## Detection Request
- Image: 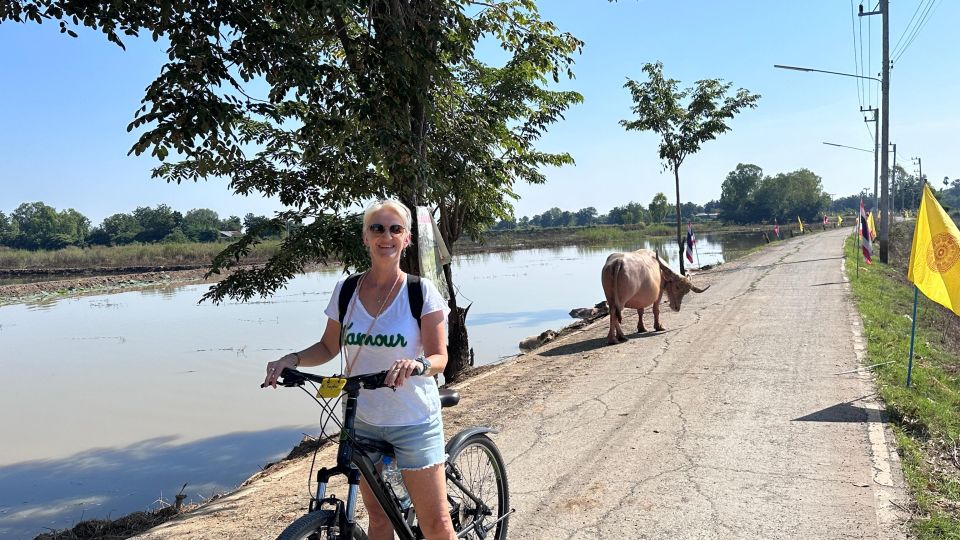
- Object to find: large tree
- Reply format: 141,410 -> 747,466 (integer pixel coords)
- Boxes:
719,163 -> 763,224
3,0 -> 582,379
648,192 -> 668,224
621,62 -> 759,273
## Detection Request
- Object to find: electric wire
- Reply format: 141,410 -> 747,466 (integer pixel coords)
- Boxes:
892,0 -> 927,56
850,0 -> 864,109
867,11 -> 872,107
893,0 -> 941,64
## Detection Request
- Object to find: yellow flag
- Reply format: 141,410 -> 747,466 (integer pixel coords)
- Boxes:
866,212 -> 878,240
838,215 -> 843,226
797,216 -> 804,233
908,185 -> 960,315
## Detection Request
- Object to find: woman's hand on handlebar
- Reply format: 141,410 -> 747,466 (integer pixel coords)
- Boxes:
264,354 -> 299,388
383,358 -> 424,388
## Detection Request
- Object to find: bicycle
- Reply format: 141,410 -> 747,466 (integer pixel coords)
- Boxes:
267,367 -> 511,540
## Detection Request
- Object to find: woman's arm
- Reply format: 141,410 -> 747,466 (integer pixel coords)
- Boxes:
263,318 -> 342,388
385,310 -> 448,387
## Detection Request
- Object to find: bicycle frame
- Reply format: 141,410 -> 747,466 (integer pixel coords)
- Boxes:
311,383 -> 420,540
276,368 -> 504,540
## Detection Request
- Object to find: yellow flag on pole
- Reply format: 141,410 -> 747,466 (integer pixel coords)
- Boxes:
838,215 -> 843,226
797,216 -> 804,233
908,185 -> 960,315
866,212 -> 878,240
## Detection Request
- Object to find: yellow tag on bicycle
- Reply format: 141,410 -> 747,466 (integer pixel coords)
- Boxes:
317,377 -> 347,399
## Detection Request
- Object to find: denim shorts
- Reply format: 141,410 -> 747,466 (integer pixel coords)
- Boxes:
353,415 -> 446,470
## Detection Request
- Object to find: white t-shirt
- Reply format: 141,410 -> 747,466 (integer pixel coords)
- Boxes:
324,274 -> 451,426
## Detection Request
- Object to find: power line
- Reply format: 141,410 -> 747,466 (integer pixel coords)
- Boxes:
893,0 -> 941,64
892,0 -> 926,54
850,0 -> 865,108
868,10 -> 873,106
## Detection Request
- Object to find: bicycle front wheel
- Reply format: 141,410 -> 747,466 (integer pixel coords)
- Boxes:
276,510 -> 368,540
446,433 -> 509,540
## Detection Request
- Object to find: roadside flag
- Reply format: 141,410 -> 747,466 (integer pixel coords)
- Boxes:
908,184 -> 960,315
823,215 -> 828,226
773,218 -> 780,239
867,211 -> 878,241
685,222 -> 696,263
797,216 -> 804,233
838,215 -> 843,227
859,199 -> 873,264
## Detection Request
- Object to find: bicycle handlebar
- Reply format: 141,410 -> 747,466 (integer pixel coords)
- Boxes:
261,366 -> 423,390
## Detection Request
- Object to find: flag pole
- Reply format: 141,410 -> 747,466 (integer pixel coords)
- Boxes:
906,285 -> 919,388
693,228 -> 702,268
857,199 -> 862,279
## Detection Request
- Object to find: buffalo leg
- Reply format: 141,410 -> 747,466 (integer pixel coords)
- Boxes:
607,304 -> 627,345
637,307 -> 647,333
652,299 -> 665,331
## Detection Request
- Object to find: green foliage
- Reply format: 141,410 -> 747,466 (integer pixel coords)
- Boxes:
0,241 -> 282,270
719,164 -> 830,223
719,163 -> 763,223
7,202 -> 90,249
133,205 -> 182,244
648,193 -> 668,224
92,212 -> 143,246
620,61 -> 759,271
181,208 -> 221,242
162,227 -> 190,244
2,0 -> 583,304
0,211 -> 16,244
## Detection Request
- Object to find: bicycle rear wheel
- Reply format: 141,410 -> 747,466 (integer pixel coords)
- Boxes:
446,433 -> 509,540
276,510 -> 368,540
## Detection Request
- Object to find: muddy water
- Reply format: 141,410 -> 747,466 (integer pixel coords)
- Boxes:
0,232 -> 762,538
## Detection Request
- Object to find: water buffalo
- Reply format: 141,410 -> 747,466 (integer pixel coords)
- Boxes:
601,249 -> 709,345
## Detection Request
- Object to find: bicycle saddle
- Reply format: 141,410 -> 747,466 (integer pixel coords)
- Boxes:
439,388 -> 460,408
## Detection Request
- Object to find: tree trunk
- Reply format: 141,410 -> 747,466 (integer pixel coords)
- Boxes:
442,262 -> 472,383
674,165 -> 684,275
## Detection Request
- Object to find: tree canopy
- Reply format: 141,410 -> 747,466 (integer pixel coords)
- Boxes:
2,0 -> 584,379
621,61 -> 759,272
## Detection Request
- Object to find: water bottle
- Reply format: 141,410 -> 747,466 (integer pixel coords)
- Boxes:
381,456 -> 411,509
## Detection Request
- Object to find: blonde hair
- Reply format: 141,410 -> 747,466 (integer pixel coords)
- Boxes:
362,199 -> 412,231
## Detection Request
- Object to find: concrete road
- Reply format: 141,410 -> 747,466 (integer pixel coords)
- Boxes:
489,227 -> 909,539
136,228 -> 909,539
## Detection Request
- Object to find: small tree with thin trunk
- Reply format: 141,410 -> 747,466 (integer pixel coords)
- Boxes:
621,62 -> 760,273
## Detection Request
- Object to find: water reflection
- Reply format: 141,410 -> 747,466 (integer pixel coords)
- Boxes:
0,232 -> 766,537
0,426 -> 315,539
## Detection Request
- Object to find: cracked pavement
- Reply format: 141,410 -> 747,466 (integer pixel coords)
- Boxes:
135,228 -> 909,540
493,228 -> 909,539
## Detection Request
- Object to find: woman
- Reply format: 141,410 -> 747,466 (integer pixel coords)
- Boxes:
263,199 -> 456,540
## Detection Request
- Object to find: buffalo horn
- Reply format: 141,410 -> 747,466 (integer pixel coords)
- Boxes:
691,283 -> 710,293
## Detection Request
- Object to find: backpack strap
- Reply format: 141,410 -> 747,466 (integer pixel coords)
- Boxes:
337,273 -> 363,325
406,274 -> 423,328
338,272 -> 423,328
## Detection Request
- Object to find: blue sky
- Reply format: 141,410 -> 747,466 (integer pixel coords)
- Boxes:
1,1 -> 957,226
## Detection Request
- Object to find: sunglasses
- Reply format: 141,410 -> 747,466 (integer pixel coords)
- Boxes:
368,223 -> 406,236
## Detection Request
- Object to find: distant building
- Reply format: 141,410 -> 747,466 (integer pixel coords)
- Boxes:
694,213 -> 719,221
219,230 -> 243,239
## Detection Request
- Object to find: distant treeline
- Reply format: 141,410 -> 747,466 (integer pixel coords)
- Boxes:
494,163 -> 960,230
0,202 -> 284,251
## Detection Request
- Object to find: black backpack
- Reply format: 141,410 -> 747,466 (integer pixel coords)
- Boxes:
337,273 -> 424,328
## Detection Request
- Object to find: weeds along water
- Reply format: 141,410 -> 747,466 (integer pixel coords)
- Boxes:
0,241 -> 282,270
843,223 -> 960,539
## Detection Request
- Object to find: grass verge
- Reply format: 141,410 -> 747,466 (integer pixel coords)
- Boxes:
0,241 -> 281,271
843,223 -> 960,539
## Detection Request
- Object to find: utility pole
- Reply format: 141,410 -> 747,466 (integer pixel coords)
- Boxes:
913,156 -> 923,211
862,106 -> 879,213
890,143 -> 897,214
860,0 -> 890,262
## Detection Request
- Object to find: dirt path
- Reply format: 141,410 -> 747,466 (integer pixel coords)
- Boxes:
134,229 -> 909,539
